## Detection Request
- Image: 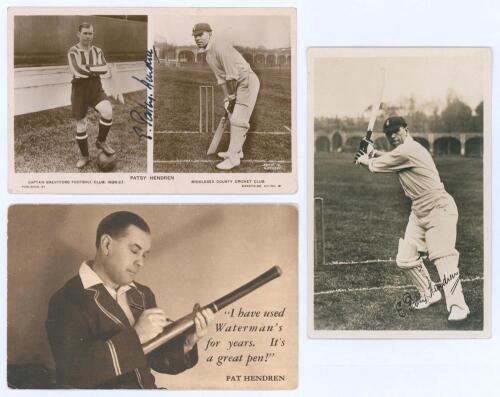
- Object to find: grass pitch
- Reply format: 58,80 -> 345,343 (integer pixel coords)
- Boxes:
154,132 -> 291,173
14,91 -> 147,173
153,64 -> 292,173
314,152 -> 484,331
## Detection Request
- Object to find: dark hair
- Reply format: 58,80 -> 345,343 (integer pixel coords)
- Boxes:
79,22 -> 93,32
96,211 -> 150,248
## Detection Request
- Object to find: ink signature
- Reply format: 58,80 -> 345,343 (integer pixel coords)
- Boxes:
129,48 -> 155,140
394,271 -> 459,318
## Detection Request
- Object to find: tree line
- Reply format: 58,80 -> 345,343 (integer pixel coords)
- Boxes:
315,95 -> 483,134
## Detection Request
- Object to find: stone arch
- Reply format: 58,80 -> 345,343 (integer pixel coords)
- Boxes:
277,55 -> 287,65
266,54 -> 276,65
414,137 -> 430,151
178,50 -> 195,63
243,53 -> 253,64
433,137 -> 461,155
374,137 -> 390,152
345,136 -> 361,152
254,54 -> 265,65
315,136 -> 330,152
465,137 -> 483,157
332,132 -> 343,151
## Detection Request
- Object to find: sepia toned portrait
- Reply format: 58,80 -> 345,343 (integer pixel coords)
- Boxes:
152,9 -> 295,175
9,8 -> 296,193
11,14 -> 149,174
7,204 -> 297,389
309,48 -> 491,338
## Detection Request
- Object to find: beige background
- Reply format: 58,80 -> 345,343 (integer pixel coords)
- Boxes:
8,204 -> 297,389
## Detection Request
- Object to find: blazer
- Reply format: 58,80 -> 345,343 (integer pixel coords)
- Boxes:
46,275 -> 198,388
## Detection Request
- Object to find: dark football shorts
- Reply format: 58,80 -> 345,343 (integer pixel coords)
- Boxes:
71,77 -> 107,120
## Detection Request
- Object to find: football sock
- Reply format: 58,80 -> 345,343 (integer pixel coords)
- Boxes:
76,131 -> 89,157
97,117 -> 112,143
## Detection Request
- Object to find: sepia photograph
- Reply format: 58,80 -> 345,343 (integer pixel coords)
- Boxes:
7,204 -> 297,389
152,9 -> 295,174
8,9 -> 297,194
309,48 -> 490,337
11,14 -> 149,174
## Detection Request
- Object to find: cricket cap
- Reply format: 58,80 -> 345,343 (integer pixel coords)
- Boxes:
192,22 -> 212,35
383,116 -> 407,134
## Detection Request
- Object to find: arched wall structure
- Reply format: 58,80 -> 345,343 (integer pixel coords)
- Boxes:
465,137 -> 483,157
314,130 -> 484,156
178,50 -> 195,63
171,45 -> 292,66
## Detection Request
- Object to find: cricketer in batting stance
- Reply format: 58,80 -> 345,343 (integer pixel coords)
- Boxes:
355,116 -> 470,321
193,22 -> 260,170
68,22 -> 115,169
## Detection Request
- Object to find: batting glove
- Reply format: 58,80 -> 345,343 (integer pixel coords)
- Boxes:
359,137 -> 374,155
355,152 -> 370,166
224,95 -> 236,114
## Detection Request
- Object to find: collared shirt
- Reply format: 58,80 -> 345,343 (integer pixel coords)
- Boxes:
79,261 -> 136,325
200,34 -> 251,85
368,135 -> 448,215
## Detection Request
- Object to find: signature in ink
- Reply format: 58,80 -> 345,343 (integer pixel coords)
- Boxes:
395,292 -> 416,318
129,48 -> 155,140
394,271 -> 460,318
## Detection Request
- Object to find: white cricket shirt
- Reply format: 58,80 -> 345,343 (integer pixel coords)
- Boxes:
368,135 -> 452,216
200,34 -> 251,85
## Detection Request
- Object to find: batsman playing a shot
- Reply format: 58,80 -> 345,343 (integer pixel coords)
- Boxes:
193,22 -> 260,170
355,116 -> 470,321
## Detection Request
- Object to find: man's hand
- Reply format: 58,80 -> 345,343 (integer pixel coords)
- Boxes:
183,304 -> 215,353
134,308 -> 170,344
355,152 -> 370,167
224,94 -> 236,114
354,137 -> 374,163
85,64 -> 98,78
359,137 -> 374,156
365,141 -> 374,157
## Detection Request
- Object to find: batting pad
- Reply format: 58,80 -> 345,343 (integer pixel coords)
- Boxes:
435,255 -> 468,311
403,265 -> 435,297
396,238 -> 420,267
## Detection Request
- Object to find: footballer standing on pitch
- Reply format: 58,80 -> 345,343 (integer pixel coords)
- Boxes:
355,116 -> 470,321
68,22 -> 115,169
193,22 -> 260,170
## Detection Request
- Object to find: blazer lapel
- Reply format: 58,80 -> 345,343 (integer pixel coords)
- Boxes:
127,287 -> 146,323
87,284 -> 130,327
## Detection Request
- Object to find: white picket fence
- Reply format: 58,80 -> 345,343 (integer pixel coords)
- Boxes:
14,61 -> 146,115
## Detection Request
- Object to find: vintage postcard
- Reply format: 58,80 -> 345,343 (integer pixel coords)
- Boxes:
308,48 -> 491,338
8,8 -> 296,194
7,204 -> 297,389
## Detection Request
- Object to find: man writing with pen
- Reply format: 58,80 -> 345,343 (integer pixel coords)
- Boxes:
46,211 -> 214,389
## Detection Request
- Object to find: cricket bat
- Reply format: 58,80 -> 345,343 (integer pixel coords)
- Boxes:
366,67 -> 386,139
207,115 -> 228,155
355,68 -> 385,162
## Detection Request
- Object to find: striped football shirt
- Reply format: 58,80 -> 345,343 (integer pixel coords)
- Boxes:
68,44 -> 109,79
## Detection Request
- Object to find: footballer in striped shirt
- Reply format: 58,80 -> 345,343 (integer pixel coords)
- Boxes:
68,22 -> 115,169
